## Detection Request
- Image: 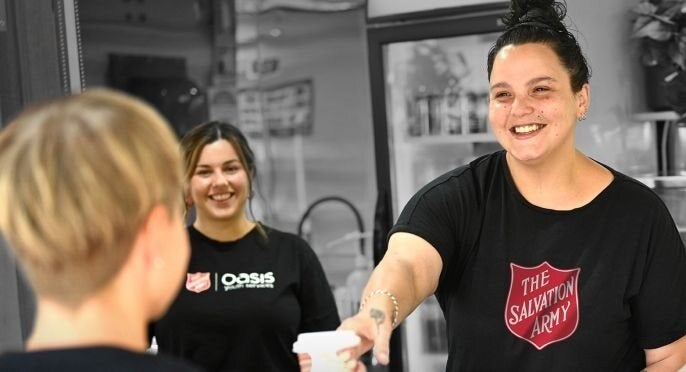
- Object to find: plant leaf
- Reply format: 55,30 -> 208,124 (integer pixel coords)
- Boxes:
633,19 -> 673,40
631,1 -> 657,16
662,1 -> 684,19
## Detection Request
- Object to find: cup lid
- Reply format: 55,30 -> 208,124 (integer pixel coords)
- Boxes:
292,330 -> 360,353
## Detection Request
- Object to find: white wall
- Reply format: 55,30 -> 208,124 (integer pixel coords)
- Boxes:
245,10 -> 376,286
567,0 -> 655,175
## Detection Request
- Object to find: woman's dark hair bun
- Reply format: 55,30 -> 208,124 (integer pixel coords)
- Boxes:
487,0 -> 589,92
502,0 -> 567,31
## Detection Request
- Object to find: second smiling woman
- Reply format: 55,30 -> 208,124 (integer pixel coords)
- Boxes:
153,121 -> 340,372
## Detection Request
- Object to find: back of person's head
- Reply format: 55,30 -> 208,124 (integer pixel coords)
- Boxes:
180,120 -> 257,198
0,88 -> 184,308
487,0 -> 590,92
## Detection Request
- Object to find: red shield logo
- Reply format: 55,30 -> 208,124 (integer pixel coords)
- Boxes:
186,272 -> 211,293
504,261 -> 580,350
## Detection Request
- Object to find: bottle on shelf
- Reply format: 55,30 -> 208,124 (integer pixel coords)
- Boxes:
428,94 -> 444,135
476,92 -> 490,133
409,88 -> 491,138
412,94 -> 431,137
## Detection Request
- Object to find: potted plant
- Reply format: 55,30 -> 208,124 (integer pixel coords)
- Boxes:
632,0 -> 686,114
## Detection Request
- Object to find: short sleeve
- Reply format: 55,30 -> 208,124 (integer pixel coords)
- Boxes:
632,204 -> 686,349
389,169 -> 480,293
296,237 -> 341,332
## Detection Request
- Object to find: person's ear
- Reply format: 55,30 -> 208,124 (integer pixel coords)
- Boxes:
137,204 -> 170,270
576,83 -> 590,120
132,204 -> 178,319
184,188 -> 193,208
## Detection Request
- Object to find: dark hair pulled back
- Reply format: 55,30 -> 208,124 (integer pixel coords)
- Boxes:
487,0 -> 590,92
180,120 -> 256,184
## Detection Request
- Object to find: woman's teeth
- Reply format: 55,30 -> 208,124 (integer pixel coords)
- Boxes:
513,124 -> 544,134
210,193 -> 230,201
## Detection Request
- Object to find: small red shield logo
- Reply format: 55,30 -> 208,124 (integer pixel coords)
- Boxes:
186,272 -> 211,293
505,261 -> 580,350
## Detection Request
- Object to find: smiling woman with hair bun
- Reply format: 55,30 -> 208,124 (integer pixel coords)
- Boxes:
311,0 -> 686,371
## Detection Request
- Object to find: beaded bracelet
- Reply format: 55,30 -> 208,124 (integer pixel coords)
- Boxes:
359,289 -> 399,328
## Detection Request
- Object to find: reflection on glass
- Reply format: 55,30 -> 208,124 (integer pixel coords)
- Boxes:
383,30 -> 503,372
385,33 -> 498,140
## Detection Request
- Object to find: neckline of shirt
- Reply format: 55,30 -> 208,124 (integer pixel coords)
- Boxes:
188,224 -> 259,247
499,150 -> 619,215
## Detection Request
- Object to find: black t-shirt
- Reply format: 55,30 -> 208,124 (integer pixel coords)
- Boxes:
391,150 -> 686,371
0,346 -> 202,371
153,225 -> 340,372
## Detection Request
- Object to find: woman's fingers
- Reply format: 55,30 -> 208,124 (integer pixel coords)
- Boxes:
372,321 -> 392,365
298,348 -> 366,372
353,360 -> 368,372
297,352 -> 311,372
338,318 -> 374,359
337,313 -> 393,366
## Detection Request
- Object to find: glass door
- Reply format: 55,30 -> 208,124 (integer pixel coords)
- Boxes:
367,8 -> 507,370
384,31 -> 501,372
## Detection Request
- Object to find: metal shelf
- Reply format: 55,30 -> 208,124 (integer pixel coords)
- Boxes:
635,175 -> 686,188
633,111 -> 679,122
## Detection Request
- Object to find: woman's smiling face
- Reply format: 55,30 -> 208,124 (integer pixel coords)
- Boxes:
488,42 -> 589,164
189,139 -> 250,225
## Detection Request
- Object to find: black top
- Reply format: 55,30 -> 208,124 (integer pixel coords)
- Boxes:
153,225 -> 340,372
391,150 -> 686,371
0,346 -> 202,371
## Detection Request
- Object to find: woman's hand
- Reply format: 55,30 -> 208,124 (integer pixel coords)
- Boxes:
296,310 -> 390,372
297,232 -> 442,372
337,309 -> 394,368
297,348 -> 367,372
298,350 -> 367,372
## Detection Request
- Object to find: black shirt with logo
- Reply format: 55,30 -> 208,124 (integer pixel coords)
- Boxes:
391,150 -> 686,371
153,225 -> 340,372
0,346 -> 202,371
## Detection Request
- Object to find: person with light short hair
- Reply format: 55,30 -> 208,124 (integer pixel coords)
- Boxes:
0,89 -> 202,372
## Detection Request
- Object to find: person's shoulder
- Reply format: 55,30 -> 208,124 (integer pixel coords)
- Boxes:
597,166 -> 677,222
607,168 -> 664,204
0,347 -> 202,372
142,352 -> 203,372
260,224 -> 320,257
259,224 -> 308,246
0,351 -> 25,369
418,150 -> 503,196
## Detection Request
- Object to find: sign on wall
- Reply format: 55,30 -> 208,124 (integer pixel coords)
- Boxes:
238,79 -> 314,137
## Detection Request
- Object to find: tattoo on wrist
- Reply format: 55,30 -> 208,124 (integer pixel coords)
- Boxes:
370,308 -> 385,332
359,289 -> 399,327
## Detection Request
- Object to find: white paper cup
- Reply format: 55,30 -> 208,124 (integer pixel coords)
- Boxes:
292,330 -> 361,372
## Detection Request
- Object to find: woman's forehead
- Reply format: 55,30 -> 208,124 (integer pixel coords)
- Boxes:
490,43 -> 568,84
